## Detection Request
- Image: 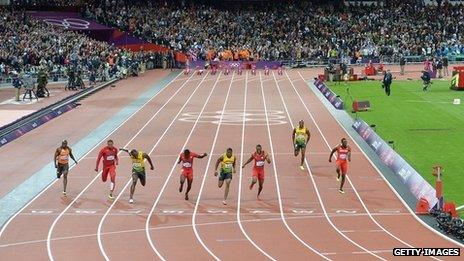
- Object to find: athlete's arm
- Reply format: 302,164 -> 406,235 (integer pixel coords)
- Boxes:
69,148 -> 78,164
328,146 -> 338,162
95,149 -> 103,171
265,152 -> 271,164
233,156 -> 236,173
195,153 -> 208,159
114,148 -> 119,165
54,148 -> 60,168
143,153 -> 154,170
292,128 -> 296,143
177,155 -> 182,164
306,129 -> 311,144
214,156 -> 223,176
348,146 -> 351,162
119,148 -> 129,154
242,154 -> 254,168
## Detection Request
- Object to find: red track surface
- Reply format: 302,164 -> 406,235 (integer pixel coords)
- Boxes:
0,69 -> 462,260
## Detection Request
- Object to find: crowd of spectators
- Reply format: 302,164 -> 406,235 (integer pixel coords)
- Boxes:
83,0 -> 464,62
0,7 -> 173,84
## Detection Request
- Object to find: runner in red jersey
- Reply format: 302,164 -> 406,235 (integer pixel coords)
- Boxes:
242,145 -> 271,199
329,138 -> 351,194
177,149 -> 207,200
95,140 -> 119,199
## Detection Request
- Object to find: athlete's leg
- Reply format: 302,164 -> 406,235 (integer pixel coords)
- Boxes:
223,178 -> 232,204
258,179 -> 264,197
109,166 -> 116,197
218,173 -> 224,188
102,167 -> 109,182
294,144 -> 299,157
300,146 -> 306,168
62,165 -> 69,195
336,166 -> 341,181
130,173 -> 138,201
185,178 -> 193,200
179,174 -> 186,193
340,175 -> 346,191
249,176 -> 257,190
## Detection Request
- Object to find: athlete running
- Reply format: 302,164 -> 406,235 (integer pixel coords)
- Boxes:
54,140 -> 77,196
120,148 -> 154,203
242,144 -> 271,199
292,120 -> 311,170
214,148 -> 236,205
177,149 -> 207,200
95,140 -> 119,199
329,138 -> 351,194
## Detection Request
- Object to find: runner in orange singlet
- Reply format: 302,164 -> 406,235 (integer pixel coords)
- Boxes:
242,144 -> 271,199
329,138 -> 351,194
54,140 -> 77,196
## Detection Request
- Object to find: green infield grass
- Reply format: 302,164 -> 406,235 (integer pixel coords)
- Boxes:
326,79 -> 464,214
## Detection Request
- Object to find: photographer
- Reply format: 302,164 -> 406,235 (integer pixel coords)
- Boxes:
36,67 -> 50,98
421,70 -> 431,92
12,71 -> 23,102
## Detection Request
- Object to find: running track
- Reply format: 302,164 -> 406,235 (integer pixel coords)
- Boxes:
0,69 -> 462,260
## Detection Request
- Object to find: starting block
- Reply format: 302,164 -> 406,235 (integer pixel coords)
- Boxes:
237,68 -> 243,75
264,67 -> 270,75
224,68 -> 230,75
183,68 -> 190,75
277,67 -> 283,75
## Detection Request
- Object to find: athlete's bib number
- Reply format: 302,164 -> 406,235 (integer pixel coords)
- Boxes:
59,155 -> 69,161
182,162 -> 192,168
106,155 -> 115,161
339,154 -> 347,160
133,162 -> 142,168
256,161 -> 265,167
223,163 -> 233,172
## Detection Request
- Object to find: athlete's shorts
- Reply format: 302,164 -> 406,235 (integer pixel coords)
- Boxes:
181,168 -> 193,181
56,163 -> 69,179
252,168 -> 265,182
336,160 -> 348,175
132,169 -> 146,186
294,140 -> 306,150
219,171 -> 232,181
102,165 -> 116,183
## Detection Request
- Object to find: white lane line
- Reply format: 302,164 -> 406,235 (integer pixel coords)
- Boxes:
273,71 -> 385,260
290,71 -> 443,261
97,72 -> 211,260
191,72 -> 237,260
145,72 -> 225,261
45,73 -> 195,261
262,72 -> 330,260
0,73 -> 185,241
457,205 -> 464,211
237,71 -> 276,260
298,70 -> 464,249
0,213 -> 413,249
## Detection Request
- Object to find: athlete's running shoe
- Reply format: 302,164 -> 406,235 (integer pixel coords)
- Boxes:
299,165 -> 305,171
338,189 -> 345,194
129,198 -> 134,204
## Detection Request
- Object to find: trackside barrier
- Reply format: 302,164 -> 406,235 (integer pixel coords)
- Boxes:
0,78 -> 118,148
313,79 -> 344,110
352,118 -> 438,211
